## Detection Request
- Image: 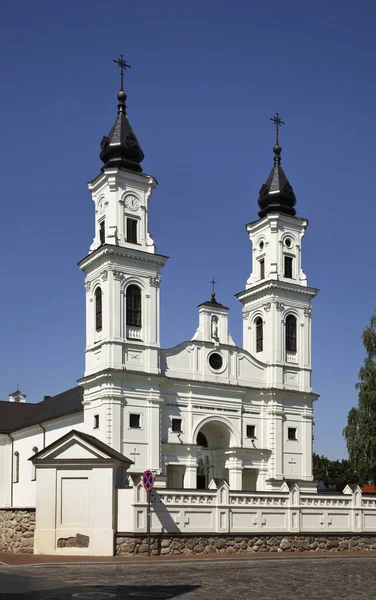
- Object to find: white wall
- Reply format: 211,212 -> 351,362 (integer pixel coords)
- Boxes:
7,412 -> 84,509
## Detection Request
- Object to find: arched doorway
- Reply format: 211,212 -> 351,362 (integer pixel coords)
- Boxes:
195,420 -> 232,489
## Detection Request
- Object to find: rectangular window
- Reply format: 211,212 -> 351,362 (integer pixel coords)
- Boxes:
260,259 -> 265,280
94,415 -> 99,429
172,418 -> 182,433
284,256 -> 293,279
288,427 -> 297,441
99,220 -> 105,245
246,425 -> 256,438
127,218 -> 138,244
129,413 -> 140,429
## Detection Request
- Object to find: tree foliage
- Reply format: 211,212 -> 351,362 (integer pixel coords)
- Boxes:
343,312 -> 376,484
312,453 -> 360,487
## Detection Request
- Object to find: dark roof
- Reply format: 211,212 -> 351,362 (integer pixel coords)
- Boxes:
198,294 -> 229,310
100,89 -> 144,173
0,386 -> 83,434
31,429 -> 133,465
258,143 -> 297,219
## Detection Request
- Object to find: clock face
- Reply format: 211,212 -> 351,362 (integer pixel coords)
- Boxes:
125,195 -> 140,211
97,198 -> 105,214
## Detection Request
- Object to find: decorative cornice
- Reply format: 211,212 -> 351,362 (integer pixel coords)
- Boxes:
78,244 -> 168,272
263,302 -> 271,312
304,307 -> 312,318
149,276 -> 161,287
113,270 -> 125,282
242,310 -> 250,320
236,280 -> 318,302
275,302 -> 285,312
84,281 -> 91,292
101,271 -> 108,282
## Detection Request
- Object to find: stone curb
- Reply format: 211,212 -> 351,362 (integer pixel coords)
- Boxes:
2,550 -> 376,567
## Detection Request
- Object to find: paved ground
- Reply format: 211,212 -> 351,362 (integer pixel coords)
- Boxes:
1,555 -> 376,599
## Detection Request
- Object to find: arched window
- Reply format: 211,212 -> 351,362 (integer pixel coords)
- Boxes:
286,315 -> 297,352
31,447 -> 38,481
126,285 -> 141,327
255,317 -> 263,352
95,287 -> 102,331
13,451 -> 19,483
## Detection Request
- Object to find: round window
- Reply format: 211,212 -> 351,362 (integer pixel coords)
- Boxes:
209,353 -> 223,370
259,241 -> 264,250
285,238 -> 292,248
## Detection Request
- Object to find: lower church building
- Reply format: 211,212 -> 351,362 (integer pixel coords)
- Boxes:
1,63 -> 341,556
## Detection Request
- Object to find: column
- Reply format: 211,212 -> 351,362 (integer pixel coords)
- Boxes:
227,458 -> 243,490
183,456 -> 197,489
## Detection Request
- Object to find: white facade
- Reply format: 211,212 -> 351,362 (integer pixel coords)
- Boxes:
0,81 -> 329,555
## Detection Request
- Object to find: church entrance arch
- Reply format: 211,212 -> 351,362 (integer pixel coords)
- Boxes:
195,419 -> 232,489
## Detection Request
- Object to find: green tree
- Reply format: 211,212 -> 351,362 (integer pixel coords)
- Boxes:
312,453 -> 360,487
343,312 -> 376,484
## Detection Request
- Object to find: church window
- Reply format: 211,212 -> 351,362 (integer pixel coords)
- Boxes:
172,418 -> 182,433
288,427 -> 297,441
126,285 -> 142,328
260,259 -> 265,280
13,451 -> 19,483
94,415 -> 99,429
99,220 -> 105,245
95,287 -> 102,331
31,447 -> 38,481
284,256 -> 293,279
246,425 -> 256,438
127,218 -> 138,244
286,315 -> 297,352
285,238 -> 292,248
256,317 -> 263,352
208,352 -> 223,370
129,414 -> 140,428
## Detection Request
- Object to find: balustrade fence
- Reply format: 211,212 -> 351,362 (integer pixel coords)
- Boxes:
117,482 -> 376,534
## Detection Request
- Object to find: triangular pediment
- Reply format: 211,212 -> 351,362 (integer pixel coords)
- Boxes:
30,429 -> 132,465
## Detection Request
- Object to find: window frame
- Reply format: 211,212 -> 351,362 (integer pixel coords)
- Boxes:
171,418 -> 182,433
284,255 -> 293,279
288,427 -> 297,441
94,415 -> 100,429
126,284 -> 142,328
95,287 -> 103,332
126,217 -> 138,244
246,424 -> 256,439
255,317 -> 263,352
259,258 -> 265,280
129,413 -> 141,429
13,451 -> 19,484
99,219 -> 105,245
286,314 -> 297,353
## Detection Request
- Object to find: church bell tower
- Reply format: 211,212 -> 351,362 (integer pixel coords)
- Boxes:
78,57 -> 167,456
237,115 -> 318,392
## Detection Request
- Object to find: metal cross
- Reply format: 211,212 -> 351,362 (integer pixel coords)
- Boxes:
130,447 -> 140,465
113,54 -> 131,91
270,112 -> 285,145
210,278 -> 217,297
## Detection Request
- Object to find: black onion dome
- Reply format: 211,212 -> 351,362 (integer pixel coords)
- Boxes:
258,144 -> 296,218
100,90 -> 144,173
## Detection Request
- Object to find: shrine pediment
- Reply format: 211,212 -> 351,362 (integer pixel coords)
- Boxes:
161,341 -> 266,386
30,429 -> 133,466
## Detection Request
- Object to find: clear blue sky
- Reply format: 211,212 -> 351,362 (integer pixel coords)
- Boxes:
0,0 -> 375,460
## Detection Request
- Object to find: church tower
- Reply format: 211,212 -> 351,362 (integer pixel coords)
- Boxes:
237,115 -> 318,393
78,57 -> 167,458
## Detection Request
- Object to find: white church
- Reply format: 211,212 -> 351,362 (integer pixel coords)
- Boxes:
3,60 -> 367,557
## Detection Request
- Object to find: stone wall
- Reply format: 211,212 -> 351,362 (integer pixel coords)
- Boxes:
116,534 -> 376,556
0,509 -> 35,554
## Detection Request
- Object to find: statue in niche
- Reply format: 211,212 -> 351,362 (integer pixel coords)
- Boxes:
211,315 -> 219,339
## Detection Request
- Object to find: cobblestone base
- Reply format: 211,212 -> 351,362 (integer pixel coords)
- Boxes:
0,509 -> 35,554
116,534 -> 376,556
